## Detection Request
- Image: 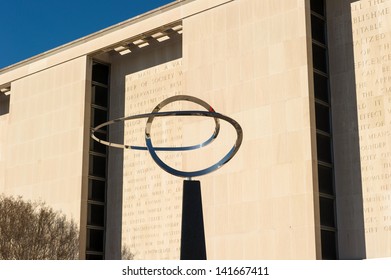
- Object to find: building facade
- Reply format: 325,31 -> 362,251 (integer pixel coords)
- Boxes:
1,0 -> 391,259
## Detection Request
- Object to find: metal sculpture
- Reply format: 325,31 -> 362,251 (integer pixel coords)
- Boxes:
92,95 -> 243,179
91,95 -> 243,259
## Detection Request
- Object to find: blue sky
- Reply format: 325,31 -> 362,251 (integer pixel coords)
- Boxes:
0,0 -> 175,69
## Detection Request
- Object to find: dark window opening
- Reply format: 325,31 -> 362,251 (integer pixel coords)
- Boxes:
92,85 -> 109,108
90,131 -> 107,154
312,44 -> 328,73
0,94 -> 10,116
315,103 -> 331,133
91,108 -> 108,129
318,165 -> 334,195
316,133 -> 332,164
314,73 -> 329,103
89,155 -> 107,178
92,63 -> 110,85
87,229 -> 104,252
88,180 -> 106,202
88,204 -> 105,227
320,197 -> 336,227
310,0 -> 325,16
311,15 -> 326,44
321,230 -> 337,259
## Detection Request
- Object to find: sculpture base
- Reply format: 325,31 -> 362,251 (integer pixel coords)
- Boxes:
180,180 -> 207,260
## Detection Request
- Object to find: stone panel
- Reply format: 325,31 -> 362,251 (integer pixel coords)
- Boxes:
183,0 -> 317,259
0,57 -> 87,223
122,59 -> 184,260
351,0 -> 391,258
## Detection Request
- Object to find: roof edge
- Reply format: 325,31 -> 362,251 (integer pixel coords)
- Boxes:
0,0 -> 190,74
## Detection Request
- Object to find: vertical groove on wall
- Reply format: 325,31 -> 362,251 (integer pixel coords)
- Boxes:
85,61 -> 111,259
309,0 -> 339,259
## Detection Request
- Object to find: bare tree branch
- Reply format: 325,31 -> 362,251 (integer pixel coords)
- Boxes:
121,245 -> 135,260
0,195 -> 79,260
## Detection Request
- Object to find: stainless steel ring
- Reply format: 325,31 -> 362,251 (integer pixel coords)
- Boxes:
91,95 -> 243,178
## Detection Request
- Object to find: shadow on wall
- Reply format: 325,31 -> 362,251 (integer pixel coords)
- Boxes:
327,0 -> 366,259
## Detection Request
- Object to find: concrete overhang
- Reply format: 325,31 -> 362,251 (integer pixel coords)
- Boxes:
0,0 -> 232,85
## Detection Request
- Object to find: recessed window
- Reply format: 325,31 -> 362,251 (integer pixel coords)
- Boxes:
90,131 -> 107,154
320,197 -> 336,227
88,180 -> 106,202
92,63 -> 110,85
312,44 -> 328,73
0,94 -> 10,116
88,204 -> 105,227
316,133 -> 332,163
89,155 -> 107,178
311,15 -> 326,44
87,229 -> 104,252
315,103 -> 331,133
91,108 -> 108,129
92,85 -> 108,108
310,0 -> 325,16
318,165 -> 334,195
321,230 -> 337,259
313,73 -> 329,103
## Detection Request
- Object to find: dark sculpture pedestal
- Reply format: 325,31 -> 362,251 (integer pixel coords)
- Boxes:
180,180 -> 207,260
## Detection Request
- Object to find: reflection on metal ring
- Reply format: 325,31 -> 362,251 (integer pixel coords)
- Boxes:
91,95 -> 243,178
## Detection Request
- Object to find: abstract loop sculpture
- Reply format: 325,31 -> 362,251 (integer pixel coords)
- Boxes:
91,95 -> 243,178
